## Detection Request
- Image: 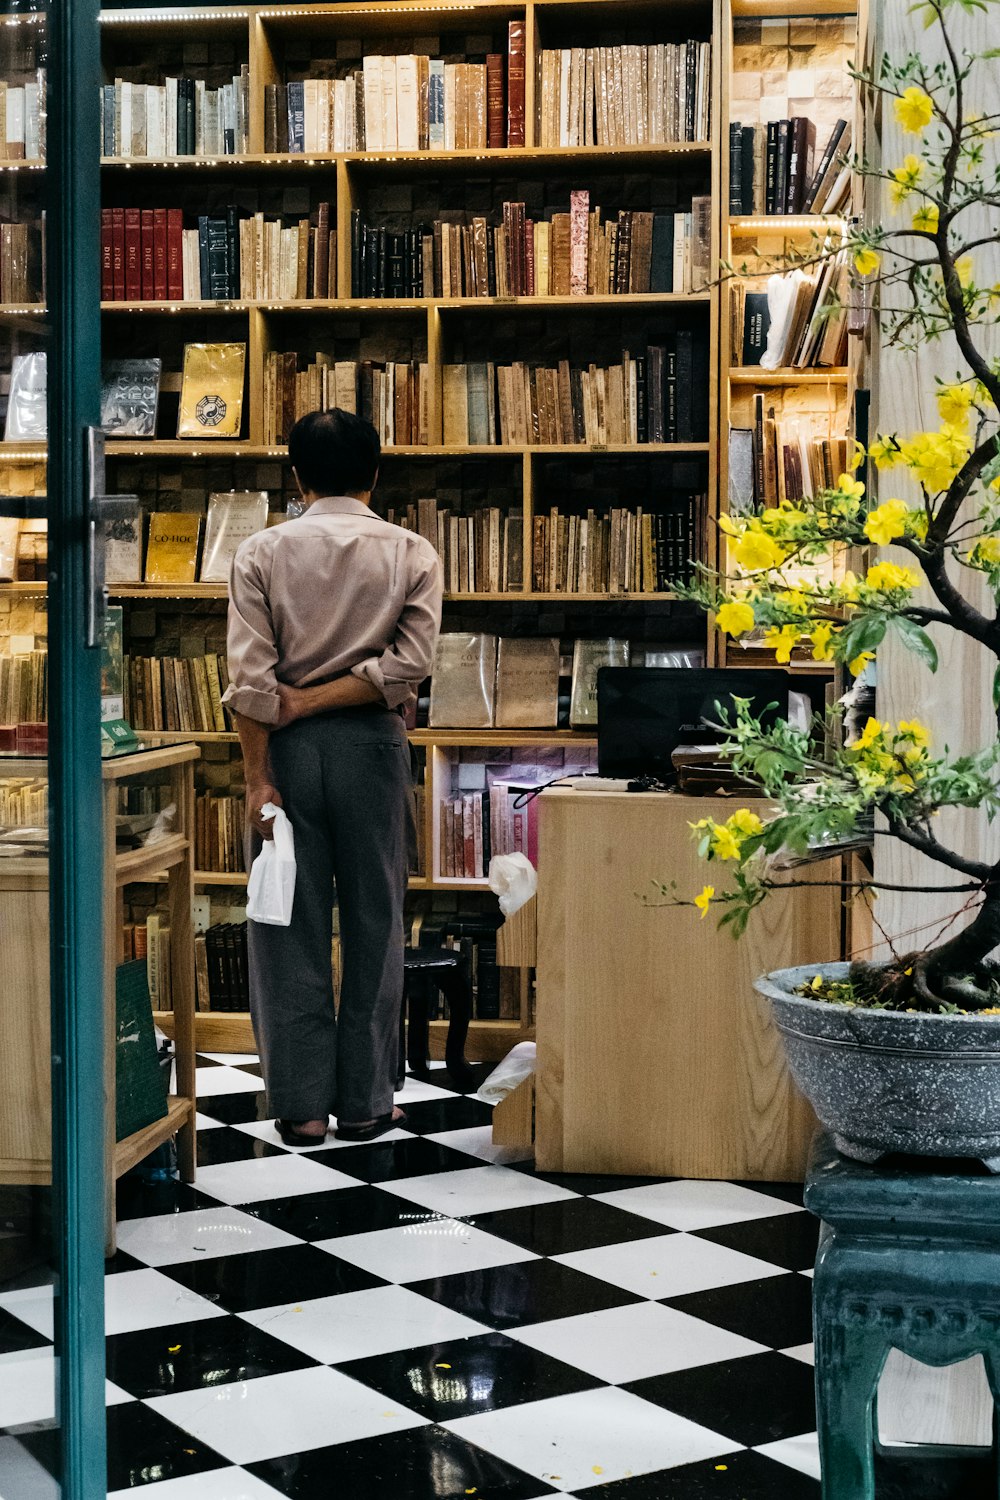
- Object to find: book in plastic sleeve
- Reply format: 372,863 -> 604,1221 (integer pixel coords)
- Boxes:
495,636 -> 560,728
177,342 -> 246,439
428,633 -> 498,728
569,638 -> 630,726
4,351 -> 46,440
200,490 -> 269,582
101,358 -> 161,438
145,510 -> 201,585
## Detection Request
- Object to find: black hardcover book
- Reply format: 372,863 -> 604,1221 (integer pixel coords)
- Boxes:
650,214 -> 674,293
774,119 -> 791,216
388,232 -> 405,296
206,217 -> 230,301
741,125 -> 755,214
786,117 -> 815,213
409,229 -> 422,298
690,328 -> 709,441
729,121 -> 744,213
741,290 -> 771,365
675,329 -> 694,443
475,938 -> 501,1019
350,209 -> 362,298
646,344 -> 664,443
184,79 -> 195,156
664,348 -> 678,442
225,206 -> 240,299
376,228 -> 388,298
685,40 -> 697,141
635,354 -> 647,445
481,789 -> 492,875
486,225 -> 497,296
765,120 -> 779,214
364,228 -> 378,297
276,82 -> 289,153
197,214 -> 210,299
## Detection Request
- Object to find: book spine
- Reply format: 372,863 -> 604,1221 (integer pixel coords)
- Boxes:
507,20 -> 526,146
486,52 -> 505,147
100,208 -> 113,301
729,121 -> 743,213
140,208 -> 155,300
774,119 -> 791,216
765,121 -> 779,215
166,208 -> 184,300
124,206 -> 141,300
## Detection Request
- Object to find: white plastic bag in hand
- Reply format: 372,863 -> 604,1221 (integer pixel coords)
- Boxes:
246,803 -> 297,926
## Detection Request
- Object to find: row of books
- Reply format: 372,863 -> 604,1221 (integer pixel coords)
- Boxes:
409,912 -> 518,1020
0,516 -> 45,581
529,502 -> 704,595
535,43 -> 711,147
146,912 -> 173,1010
0,220 -> 43,305
349,196 -> 711,300
195,924 -> 248,1012
733,254 -> 849,370
195,793 -> 246,875
729,401 -> 850,510
442,342 -> 705,447
729,118 -> 851,217
0,650 -> 46,728
267,28 -> 526,154
428,634 -> 630,729
106,494 -> 269,585
123,652 -> 233,735
264,353 -> 429,447
100,72 -> 251,159
0,76 -> 44,160
0,776 -> 46,828
100,205 -> 336,304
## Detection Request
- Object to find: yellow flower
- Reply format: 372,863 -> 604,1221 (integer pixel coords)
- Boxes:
849,440 -> 866,472
973,535 -> 1000,565
837,473 -> 866,500
718,514 -> 739,536
776,588 -> 809,615
864,498 -> 910,546
694,884 -> 715,918
856,716 -> 884,750
764,624 -> 800,664
839,570 -> 860,602
711,825 -> 743,861
853,246 -> 880,277
728,809 -> 764,839
734,530 -> 787,571
936,382 -> 975,425
890,153 -> 924,203
894,86 -> 934,135
866,560 -> 919,592
849,650 -> 875,677
912,203 -> 939,234
716,599 -> 756,637
897,719 -> 930,751
810,622 -> 835,661
868,435 -> 899,470
955,256 -> 975,287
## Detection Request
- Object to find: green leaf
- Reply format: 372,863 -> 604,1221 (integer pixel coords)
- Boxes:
839,612 -> 888,661
893,615 -> 939,671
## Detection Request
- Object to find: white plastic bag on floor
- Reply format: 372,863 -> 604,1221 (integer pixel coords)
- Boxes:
246,804 -> 296,926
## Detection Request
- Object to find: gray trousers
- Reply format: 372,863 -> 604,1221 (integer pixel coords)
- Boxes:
247,706 -> 412,1123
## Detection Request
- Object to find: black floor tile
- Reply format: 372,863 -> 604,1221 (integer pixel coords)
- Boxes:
311,1137 -> 487,1184
195,1092 -> 271,1127
104,1249 -> 146,1276
662,1272 -> 814,1350
408,1256 -> 642,1328
248,1423 -> 558,1500
106,1313 -> 319,1398
0,1306 -> 49,1355
399,1097 -> 495,1135
115,1178 -> 220,1221
162,1242 -> 386,1312
627,1351 -> 815,1447
236,1061 -> 265,1076
470,1198 -> 669,1256
241,1184 -> 448,1242
692,1211 -> 820,1272
196,1127 -> 284,1167
874,1446 -> 996,1498
585,1449 -> 819,1498
337,1330 -> 603,1420
510,1163 -> 675,1195
19,1401 -> 229,1490
195,1055 -> 225,1068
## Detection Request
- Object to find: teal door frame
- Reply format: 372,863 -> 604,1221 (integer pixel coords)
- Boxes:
46,2 -> 107,1495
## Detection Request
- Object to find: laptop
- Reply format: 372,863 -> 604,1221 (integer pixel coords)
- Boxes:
596,667 -> 827,780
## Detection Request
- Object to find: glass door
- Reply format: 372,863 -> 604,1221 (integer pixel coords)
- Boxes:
0,2 -> 108,1497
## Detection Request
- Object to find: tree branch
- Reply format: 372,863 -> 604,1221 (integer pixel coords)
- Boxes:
880,820 -> 993,881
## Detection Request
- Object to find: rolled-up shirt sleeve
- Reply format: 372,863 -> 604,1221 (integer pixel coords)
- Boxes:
222,541 -> 281,725
351,542 -> 443,710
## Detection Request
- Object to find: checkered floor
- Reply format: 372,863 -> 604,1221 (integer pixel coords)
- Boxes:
0,1056 -> 993,1499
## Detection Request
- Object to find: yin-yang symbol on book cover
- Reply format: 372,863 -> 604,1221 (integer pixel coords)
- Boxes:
196,394 -> 228,428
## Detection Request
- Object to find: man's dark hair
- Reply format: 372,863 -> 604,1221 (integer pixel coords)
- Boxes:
288,408 -> 381,496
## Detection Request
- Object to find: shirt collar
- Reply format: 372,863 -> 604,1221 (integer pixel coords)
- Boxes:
306,495 -> 375,518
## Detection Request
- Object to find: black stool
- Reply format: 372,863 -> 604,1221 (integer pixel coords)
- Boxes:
397,947 -> 492,1095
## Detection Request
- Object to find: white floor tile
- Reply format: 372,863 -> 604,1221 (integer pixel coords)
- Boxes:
783,1342 -> 815,1365
395,1076 -> 460,1103
592,1180 -> 802,1232
241,1283 -> 489,1364
108,1468 -> 285,1500
106,1268 -> 228,1334
425,1126 -> 534,1165
0,1434 -> 59,1500
146,1365 -> 427,1465
508,1302 -> 767,1384
553,1232 -> 786,1300
194,1153 -> 358,1205
0,1289 -> 51,1337
316,1217 -> 538,1283
379,1165 -> 578,1217
0,1349 -> 132,1427
445,1386 -> 741,1492
195,1066 -> 265,1097
232,1119 -> 408,1152
115,1207 -> 300,1267
755,1432 -> 821,1480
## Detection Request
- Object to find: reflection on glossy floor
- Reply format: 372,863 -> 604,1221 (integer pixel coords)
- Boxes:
0,1057 -> 994,1498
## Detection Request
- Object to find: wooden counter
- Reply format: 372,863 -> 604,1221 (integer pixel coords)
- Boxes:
534,788 -> 839,1181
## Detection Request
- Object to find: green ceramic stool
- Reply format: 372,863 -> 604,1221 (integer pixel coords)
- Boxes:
805,1131 -> 1000,1498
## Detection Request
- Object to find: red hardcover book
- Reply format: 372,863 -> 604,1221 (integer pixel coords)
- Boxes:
486,52 -> 505,147
152,207 -> 168,300
166,208 -> 183,300
111,207 -> 126,301
100,208 -> 114,301
140,208 -> 155,300
507,20 -> 525,147
124,206 -> 142,300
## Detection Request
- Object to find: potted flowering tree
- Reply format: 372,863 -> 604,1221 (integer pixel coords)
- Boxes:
684,0 -> 1000,1165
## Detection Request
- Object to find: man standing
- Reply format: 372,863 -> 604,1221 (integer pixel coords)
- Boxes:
223,409 -> 442,1145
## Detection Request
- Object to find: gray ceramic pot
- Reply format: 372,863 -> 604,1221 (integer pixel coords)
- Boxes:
755,961 -> 1000,1169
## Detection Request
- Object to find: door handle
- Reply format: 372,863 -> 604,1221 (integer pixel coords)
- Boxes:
85,426 -> 138,648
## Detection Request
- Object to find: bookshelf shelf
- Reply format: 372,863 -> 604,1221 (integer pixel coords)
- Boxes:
728,215 -> 848,234
728,368 -> 850,386
1,583 -> 680,602
100,144 -> 712,172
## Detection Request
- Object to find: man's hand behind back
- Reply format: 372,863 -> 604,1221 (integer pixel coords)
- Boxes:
247,783 -> 283,840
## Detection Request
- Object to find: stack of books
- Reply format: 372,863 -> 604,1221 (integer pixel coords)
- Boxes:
264,353 -> 429,446
0,776 -> 47,827
728,119 -> 851,217
101,71 -> 251,158
0,221 -> 44,305
106,495 -> 269,585
238,207 -> 335,301
123,652 -> 233,734
443,340 -> 707,446
195,923 -> 248,1011
266,26 -> 525,152
732,251 -> 850,369
408,908 -> 519,1019
535,42 -> 711,146
350,195 -> 711,298
729,402 -> 850,510
0,650 -> 46,728
530,497 -> 706,593
195,793 -> 246,875
385,500 -> 524,593
0,73 -> 45,160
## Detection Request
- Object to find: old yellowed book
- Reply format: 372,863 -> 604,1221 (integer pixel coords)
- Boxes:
177,342 -> 246,439
145,511 -> 201,584
495,636 -> 560,728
